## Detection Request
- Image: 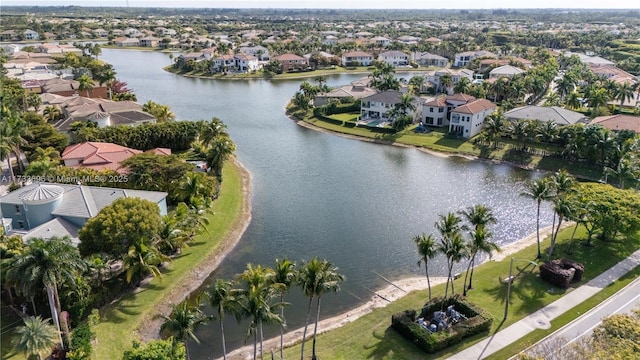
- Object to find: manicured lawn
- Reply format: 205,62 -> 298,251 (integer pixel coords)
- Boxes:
91,161 -> 245,359
281,226 -> 640,360
302,114 -> 605,181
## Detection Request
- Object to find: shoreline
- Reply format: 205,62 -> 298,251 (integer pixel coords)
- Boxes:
224,224 -> 563,360
137,158 -> 253,342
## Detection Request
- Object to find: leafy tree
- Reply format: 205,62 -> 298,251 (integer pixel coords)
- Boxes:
120,153 -> 195,200
78,197 -> 163,258
160,301 -> 208,360
12,316 -> 59,360
413,233 -> 438,300
122,338 -> 186,360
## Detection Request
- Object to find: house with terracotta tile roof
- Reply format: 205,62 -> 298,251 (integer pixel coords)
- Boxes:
421,94 -> 477,127
313,83 -> 378,106
274,53 -> 309,72
590,114 -> 640,133
61,142 -> 143,173
449,99 -> 495,138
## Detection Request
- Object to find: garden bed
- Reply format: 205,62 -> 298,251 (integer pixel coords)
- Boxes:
391,296 -> 492,353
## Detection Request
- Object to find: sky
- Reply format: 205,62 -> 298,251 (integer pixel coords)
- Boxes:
1,0 -> 639,9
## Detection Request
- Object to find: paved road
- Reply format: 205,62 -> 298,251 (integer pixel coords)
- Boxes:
539,276 -> 640,351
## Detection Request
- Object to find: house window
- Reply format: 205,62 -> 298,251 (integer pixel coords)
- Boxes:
430,108 -> 434,113
15,205 -> 21,214
438,108 -> 444,113
17,220 -> 24,229
437,118 -> 443,126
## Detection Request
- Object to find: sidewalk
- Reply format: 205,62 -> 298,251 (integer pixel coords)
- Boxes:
447,249 -> 640,360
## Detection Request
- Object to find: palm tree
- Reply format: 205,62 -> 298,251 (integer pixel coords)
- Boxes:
176,172 -> 210,207
199,117 -> 229,147
548,196 -> 573,261
12,316 -> 59,360
298,258 -> 345,360
613,81 -> 635,108
586,87 -> 610,113
435,212 -> 466,298
123,239 -> 170,284
5,237 -> 86,345
520,178 -> 553,259
459,204 -> 497,232
206,279 -> 236,360
483,111 -> 505,149
0,120 -> 16,182
439,74 -> 453,93
413,233 -> 438,300
565,91 -> 582,110
160,300 -> 208,360
458,204 -> 498,294
77,74 -> 94,97
272,258 -> 296,359
463,226 -> 500,295
43,105 -> 62,123
454,77 -> 471,94
237,264 -> 282,360
204,134 -> 236,181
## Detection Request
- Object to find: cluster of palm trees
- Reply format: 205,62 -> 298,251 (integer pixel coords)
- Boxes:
479,113 -> 640,187
142,100 -> 177,122
413,205 -> 501,301
292,77 -> 332,110
520,170 -> 579,260
192,117 -> 237,181
161,257 -> 345,360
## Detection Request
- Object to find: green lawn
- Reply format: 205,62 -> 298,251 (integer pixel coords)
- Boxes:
87,161 -> 245,359
301,113 -> 605,181
282,226 -> 640,360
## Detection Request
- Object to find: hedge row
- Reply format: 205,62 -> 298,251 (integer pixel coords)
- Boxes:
391,296 -> 493,353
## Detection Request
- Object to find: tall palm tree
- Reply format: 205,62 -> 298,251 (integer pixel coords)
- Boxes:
237,264 -> 282,360
204,134 -> 236,181
160,300 -> 208,360
548,196 -> 573,261
123,239 -> 170,284
483,112 -> 505,149
413,233 -> 438,300
272,258 -> 296,359
520,178 -> 553,259
439,74 -> 453,93
43,105 -> 62,123
435,212 -> 466,298
297,258 -> 345,360
199,117 -> 229,147
463,226 -> 500,295
565,91 -> 582,110
458,204 -> 498,294
459,204 -> 497,232
586,87 -> 610,113
206,279 -> 236,360
12,316 -> 59,360
454,77 -> 471,94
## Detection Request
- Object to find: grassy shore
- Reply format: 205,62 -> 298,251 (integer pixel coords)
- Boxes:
280,226 -> 640,360
291,108 -> 605,181
88,160 -> 248,359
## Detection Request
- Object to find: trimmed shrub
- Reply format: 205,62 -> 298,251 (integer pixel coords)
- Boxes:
540,259 -> 584,288
391,296 -> 493,353
69,323 -> 93,360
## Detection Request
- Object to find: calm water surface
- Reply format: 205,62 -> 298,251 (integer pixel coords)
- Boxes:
102,49 -> 554,358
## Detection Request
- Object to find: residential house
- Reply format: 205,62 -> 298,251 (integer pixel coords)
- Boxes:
322,35 -> 339,46
237,45 -> 270,61
35,43 -> 83,56
397,35 -> 420,45
140,37 -> 161,47
155,27 -> 177,37
489,65 -> 526,79
449,99 -> 496,138
424,68 -> 474,94
504,106 -> 587,126
479,57 -> 533,71
123,28 -> 142,37
113,37 -> 140,47
41,78 -> 108,99
0,44 -> 20,54
23,29 -> 39,40
421,93 -> 477,127
411,52 -> 448,67
590,65 -> 637,85
61,142 -> 142,173
424,37 -> 442,46
233,53 -> 260,72
454,50 -> 497,67
0,182 -> 168,242
314,83 -> 378,106
378,51 -> 410,67
341,51 -> 374,66
274,54 -> 309,72
590,114 -> 640,133
93,28 -> 109,38
370,36 -> 391,47
360,90 -> 405,124
1,30 -> 19,41
564,52 -> 615,67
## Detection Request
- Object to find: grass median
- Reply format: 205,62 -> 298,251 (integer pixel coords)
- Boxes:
281,226 -> 640,360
